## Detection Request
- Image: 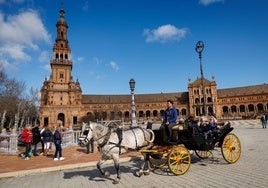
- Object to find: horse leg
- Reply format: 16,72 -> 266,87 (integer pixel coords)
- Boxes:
112,153 -> 120,184
97,155 -> 110,177
137,153 -> 151,177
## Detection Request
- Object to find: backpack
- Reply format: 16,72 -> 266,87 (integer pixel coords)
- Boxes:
18,134 -> 26,143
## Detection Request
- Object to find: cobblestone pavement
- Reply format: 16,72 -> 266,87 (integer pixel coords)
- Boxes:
0,120 -> 267,188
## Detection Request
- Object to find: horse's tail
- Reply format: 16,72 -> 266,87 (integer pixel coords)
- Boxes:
146,129 -> 155,143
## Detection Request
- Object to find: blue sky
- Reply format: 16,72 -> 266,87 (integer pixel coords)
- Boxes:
0,0 -> 267,95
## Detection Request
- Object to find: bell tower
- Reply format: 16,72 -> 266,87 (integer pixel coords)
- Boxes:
40,8 -> 82,128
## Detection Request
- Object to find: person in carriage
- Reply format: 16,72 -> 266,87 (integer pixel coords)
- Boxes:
199,116 -> 218,140
160,99 -> 178,144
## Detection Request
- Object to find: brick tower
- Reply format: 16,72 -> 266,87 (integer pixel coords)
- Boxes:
39,8 -> 82,128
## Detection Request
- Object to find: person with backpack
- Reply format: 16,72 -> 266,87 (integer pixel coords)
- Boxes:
19,125 -> 33,160
41,124 -> 53,156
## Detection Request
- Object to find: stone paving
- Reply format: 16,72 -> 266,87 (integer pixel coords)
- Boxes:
0,120 -> 267,188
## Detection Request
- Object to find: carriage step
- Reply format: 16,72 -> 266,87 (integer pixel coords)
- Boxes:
139,149 -> 158,153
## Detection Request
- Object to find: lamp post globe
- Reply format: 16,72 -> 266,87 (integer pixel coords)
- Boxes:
195,41 -> 204,53
129,78 -> 135,92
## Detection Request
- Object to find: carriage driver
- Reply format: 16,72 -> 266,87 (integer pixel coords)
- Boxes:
160,100 -> 178,144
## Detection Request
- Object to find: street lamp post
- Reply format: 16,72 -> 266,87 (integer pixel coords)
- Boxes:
129,78 -> 137,126
195,41 -> 206,116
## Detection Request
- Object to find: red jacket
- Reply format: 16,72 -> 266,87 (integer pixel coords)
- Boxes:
20,129 -> 33,143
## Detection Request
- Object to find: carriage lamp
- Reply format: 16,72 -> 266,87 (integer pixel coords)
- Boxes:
129,78 -> 137,126
195,41 -> 207,116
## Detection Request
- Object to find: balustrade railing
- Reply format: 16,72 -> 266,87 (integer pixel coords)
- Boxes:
0,130 -> 81,154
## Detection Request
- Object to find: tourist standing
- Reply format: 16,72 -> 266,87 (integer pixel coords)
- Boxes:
41,125 -> 53,156
20,125 -> 33,160
32,124 -> 41,156
53,126 -> 65,161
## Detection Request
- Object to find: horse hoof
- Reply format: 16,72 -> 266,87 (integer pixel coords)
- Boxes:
112,179 -> 120,184
136,170 -> 143,177
104,171 -> 110,177
143,170 -> 150,176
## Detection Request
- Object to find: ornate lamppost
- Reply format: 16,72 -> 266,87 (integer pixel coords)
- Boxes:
195,41 -> 206,116
129,78 -> 137,126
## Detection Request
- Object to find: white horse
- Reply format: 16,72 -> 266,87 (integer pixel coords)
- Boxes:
80,121 -> 154,184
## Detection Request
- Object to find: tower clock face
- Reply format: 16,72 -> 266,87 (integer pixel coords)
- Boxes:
195,41 -> 204,53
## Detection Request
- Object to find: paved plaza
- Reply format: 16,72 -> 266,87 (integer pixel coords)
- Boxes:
0,120 -> 267,188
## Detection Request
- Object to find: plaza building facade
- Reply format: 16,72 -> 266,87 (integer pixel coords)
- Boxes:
39,9 -> 268,128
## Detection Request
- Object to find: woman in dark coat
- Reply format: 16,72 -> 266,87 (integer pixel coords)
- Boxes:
41,125 -> 53,156
32,124 -> 41,156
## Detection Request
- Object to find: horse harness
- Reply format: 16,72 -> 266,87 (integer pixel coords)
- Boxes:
96,125 -> 148,154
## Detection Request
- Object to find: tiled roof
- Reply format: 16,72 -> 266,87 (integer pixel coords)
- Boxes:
218,84 -> 268,98
82,92 -> 189,104
82,84 -> 268,104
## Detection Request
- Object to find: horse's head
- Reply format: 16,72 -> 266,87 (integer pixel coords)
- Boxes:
78,122 -> 93,147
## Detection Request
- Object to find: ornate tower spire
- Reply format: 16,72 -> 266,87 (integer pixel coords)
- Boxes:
40,8 -> 82,128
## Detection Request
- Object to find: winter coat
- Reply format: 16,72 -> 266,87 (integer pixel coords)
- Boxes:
41,129 -> 53,143
32,127 -> 41,144
20,129 -> 33,143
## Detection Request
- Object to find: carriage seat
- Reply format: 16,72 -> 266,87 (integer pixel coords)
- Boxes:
172,124 -> 184,131
170,124 -> 184,141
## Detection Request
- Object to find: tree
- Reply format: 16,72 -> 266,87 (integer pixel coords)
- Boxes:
0,70 -> 40,132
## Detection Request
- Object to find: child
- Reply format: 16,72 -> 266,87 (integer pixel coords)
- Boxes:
20,125 -> 33,160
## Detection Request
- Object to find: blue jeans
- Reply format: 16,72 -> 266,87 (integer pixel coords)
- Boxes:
54,143 -> 62,158
262,121 -> 267,128
33,143 -> 38,155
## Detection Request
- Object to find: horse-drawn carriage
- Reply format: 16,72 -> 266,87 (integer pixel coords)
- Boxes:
138,119 -> 241,176
78,119 -> 241,184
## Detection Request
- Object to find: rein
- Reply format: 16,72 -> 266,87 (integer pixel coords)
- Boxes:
96,126 -> 112,148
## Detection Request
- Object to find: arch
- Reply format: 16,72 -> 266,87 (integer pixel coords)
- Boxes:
94,112 -> 100,121
57,113 -> 65,127
146,110 -> 151,117
176,109 -> 180,116
196,107 -> 201,116
239,105 -> 246,113
208,106 -> 213,114
222,106 -> 228,113
138,111 -> 144,118
160,110 -> 165,117
257,103 -> 264,112
102,112 -> 107,121
124,111 -> 130,119
195,98 -> 200,104
116,111 -> 123,120
231,105 -> 237,113
181,109 -> 187,116
248,104 -> 254,112
153,110 -> 158,117
207,97 -> 212,103
110,111 -> 115,120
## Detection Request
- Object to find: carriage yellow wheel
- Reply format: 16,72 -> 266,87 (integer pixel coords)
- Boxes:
168,146 -> 191,175
221,133 -> 241,164
195,150 -> 212,159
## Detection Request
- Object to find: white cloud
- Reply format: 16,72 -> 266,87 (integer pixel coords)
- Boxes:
38,51 -> 50,63
199,0 -> 224,6
143,24 -> 187,43
0,10 -> 51,70
109,61 -> 119,72
82,1 -> 89,12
